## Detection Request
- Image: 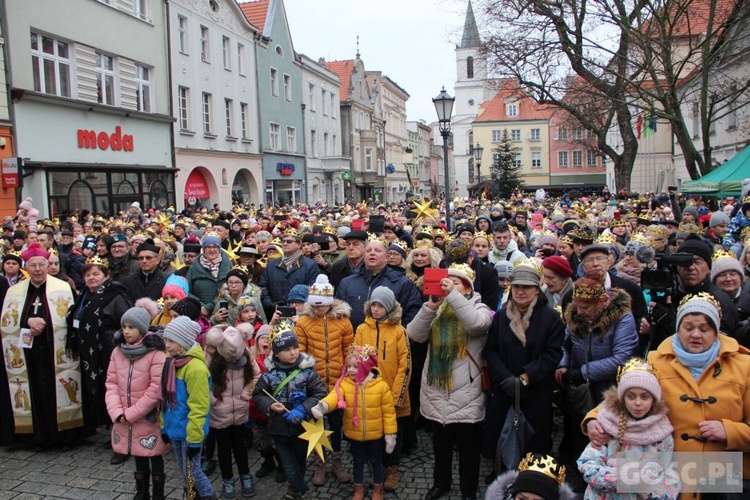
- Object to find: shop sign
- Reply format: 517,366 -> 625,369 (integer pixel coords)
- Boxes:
184,169 -> 210,198
77,126 -> 134,152
277,163 -> 295,176
1,157 -> 19,188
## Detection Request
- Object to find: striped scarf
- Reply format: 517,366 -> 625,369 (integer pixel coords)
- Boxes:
427,303 -> 467,390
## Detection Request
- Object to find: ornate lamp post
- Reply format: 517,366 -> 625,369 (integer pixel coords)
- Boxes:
433,87 -> 455,231
473,142 -> 484,185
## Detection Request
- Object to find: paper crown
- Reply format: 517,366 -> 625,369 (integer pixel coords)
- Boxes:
414,237 -> 435,249
284,228 -> 301,239
444,237 -> 470,258
596,232 -> 617,246
7,249 -> 22,258
646,225 -> 669,239
571,225 -> 596,242
517,453 -> 566,485
559,234 -> 574,246
712,249 -> 735,261
204,231 -> 221,240
268,319 -> 295,345
417,226 -> 434,238
630,232 -> 654,247
391,239 -> 409,252
742,195 -> 750,205
366,232 -> 388,246
237,295 -> 255,308
473,230 -> 490,241
515,257 -> 543,277
230,264 -> 250,276
84,255 -> 109,267
616,358 -> 657,384
610,217 -> 627,228
268,237 -> 282,248
678,292 -> 722,315
323,226 -> 337,236
449,262 -> 476,283
678,222 -> 704,235
741,226 -> 750,240
572,280 -> 606,300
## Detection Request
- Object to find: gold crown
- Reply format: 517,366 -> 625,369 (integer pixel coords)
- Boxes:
610,217 -> 627,228
473,230 -> 490,241
433,228 -> 447,239
678,222 -> 704,235
515,257 -> 543,277
616,358 -> 657,384
240,221 -> 251,230
414,237 -> 435,249
366,232 -> 388,246
712,249 -> 735,261
559,234 -> 574,246
323,226 -> 337,236
230,264 -> 250,275
571,225 -> 596,242
418,226 -> 434,238
630,232 -> 654,247
646,225 -> 669,239
284,228 -> 301,239
268,237 -> 282,248
444,237 -> 470,257
349,344 -> 378,359
596,232 -> 617,246
299,221 -> 313,230
337,216 -> 351,227
573,281 -> 605,300
449,262 -> 476,283
84,255 -> 109,267
204,231 -> 221,240
49,248 -> 59,256
268,319 -> 295,346
518,453 -> 566,485
508,225 -> 519,235
678,292 -> 722,320
391,239 -> 409,253
741,226 -> 750,240
237,295 -> 255,308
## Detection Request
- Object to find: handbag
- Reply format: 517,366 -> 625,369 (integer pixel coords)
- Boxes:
495,378 -> 535,472
466,350 -> 491,392
564,333 -> 596,421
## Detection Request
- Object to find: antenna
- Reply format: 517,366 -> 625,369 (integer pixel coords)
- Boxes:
356,35 -> 360,58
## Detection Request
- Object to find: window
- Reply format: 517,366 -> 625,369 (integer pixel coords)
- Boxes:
202,92 -> 212,134
365,148 -> 374,170
270,123 -> 280,150
728,85 -> 738,130
587,150 -> 598,166
692,102 -> 700,138
134,0 -> 148,20
237,43 -> 244,75
240,103 -> 249,139
513,153 -> 522,168
178,15 -> 188,53
573,150 -> 583,167
310,130 -> 317,157
284,74 -> 291,101
322,89 -> 328,115
200,26 -> 209,62
222,36 -> 230,69
31,33 -> 72,97
507,103 -> 518,117
333,135 -> 337,153
558,151 -> 569,168
531,151 -> 541,168
511,129 -> 521,142
95,52 -> 116,105
587,129 -> 596,140
286,126 -> 296,151
323,133 -> 329,156
330,92 -> 336,118
573,127 -> 583,141
308,83 -> 315,110
466,56 -> 474,79
492,130 -> 502,142
224,99 -> 233,137
530,128 -> 540,141
270,68 -> 278,96
135,65 -> 151,112
558,126 -> 568,140
178,87 -> 189,130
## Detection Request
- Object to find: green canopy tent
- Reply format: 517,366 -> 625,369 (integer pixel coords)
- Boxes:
682,146 -> 750,197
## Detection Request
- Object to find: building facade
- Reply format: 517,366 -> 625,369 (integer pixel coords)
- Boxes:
548,109 -> 607,189
407,120 -> 433,199
0,24 -> 17,217
5,0 -> 174,217
378,75 -> 410,203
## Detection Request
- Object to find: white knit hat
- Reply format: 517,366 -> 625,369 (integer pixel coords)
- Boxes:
710,256 -> 743,283
307,274 -> 334,306
617,362 -> 662,402
676,293 -> 722,334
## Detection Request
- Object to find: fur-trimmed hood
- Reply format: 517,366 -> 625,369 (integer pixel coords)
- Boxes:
264,351 -> 316,371
564,287 -> 632,338
299,298 -> 351,319
485,469 -> 578,500
363,300 -> 403,325
596,386 -> 674,446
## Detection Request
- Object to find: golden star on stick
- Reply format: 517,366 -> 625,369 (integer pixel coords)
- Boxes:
411,198 -> 433,220
299,418 -> 333,461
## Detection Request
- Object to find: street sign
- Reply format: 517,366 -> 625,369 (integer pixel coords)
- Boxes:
1,157 -> 19,188
386,164 -> 396,174
341,172 -> 352,181
413,180 -> 419,186
187,196 -> 197,206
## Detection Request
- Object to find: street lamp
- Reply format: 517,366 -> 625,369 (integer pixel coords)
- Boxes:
433,87 -> 455,232
473,142 -> 484,184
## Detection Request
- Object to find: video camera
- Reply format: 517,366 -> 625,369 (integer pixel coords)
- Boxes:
640,252 -> 694,302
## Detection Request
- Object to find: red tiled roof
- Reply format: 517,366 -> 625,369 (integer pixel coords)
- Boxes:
325,60 -> 355,101
476,79 -> 554,122
644,0 -> 735,37
239,0 -> 269,35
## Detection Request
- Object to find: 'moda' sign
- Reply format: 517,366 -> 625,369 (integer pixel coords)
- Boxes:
77,126 -> 134,152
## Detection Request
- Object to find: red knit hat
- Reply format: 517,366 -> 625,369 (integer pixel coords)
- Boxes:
542,255 -> 573,279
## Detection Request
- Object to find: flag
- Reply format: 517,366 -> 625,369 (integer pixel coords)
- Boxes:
636,113 -> 643,140
642,106 -> 656,137
649,108 -> 657,133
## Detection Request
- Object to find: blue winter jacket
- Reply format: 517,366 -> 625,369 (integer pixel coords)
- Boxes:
259,256 -> 319,311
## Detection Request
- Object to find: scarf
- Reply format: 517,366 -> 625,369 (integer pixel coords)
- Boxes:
506,296 -> 538,347
199,253 -> 223,278
228,354 -> 248,370
671,335 -> 720,380
598,404 -> 674,446
161,354 -> 193,409
282,250 -> 302,271
427,302 -> 468,390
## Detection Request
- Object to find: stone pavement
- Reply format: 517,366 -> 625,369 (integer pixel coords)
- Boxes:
0,427 -> 493,500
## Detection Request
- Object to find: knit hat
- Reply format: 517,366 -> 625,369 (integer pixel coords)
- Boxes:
255,324 -> 272,342
170,297 -> 202,320
121,307 -> 151,336
272,327 -> 299,357
165,274 -> 189,296
510,453 -> 567,500
206,326 -> 246,363
388,242 -> 407,259
538,233 -> 559,248
183,236 -> 202,254
307,274 -> 334,306
202,234 -> 221,249
494,260 -> 514,279
676,293 -> 721,334
235,322 -> 254,341
542,255 -> 573,279
131,201 -> 140,209
682,205 -> 700,219
163,316 -> 200,351
676,235 -> 712,269
369,286 -> 395,313
617,360 -> 662,402
711,255 -> 743,283
287,284 -> 309,303
337,226 -> 351,238
708,211 -> 730,228
19,197 -> 33,211
227,267 -> 249,287
510,261 -> 542,287
334,345 -> 378,427
448,262 -> 476,288
551,212 -> 566,223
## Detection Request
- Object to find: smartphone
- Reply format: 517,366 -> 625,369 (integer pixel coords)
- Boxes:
274,214 -> 286,221
219,300 -> 229,310
278,306 -> 297,317
314,235 -> 330,251
541,248 -> 553,257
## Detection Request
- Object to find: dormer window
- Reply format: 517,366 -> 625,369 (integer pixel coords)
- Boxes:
507,103 -> 518,117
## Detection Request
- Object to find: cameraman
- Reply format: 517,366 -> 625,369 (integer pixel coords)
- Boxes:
640,234 -> 740,351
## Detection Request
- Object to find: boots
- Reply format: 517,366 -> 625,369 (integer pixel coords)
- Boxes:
134,471 -> 150,500
151,473 -> 165,500
255,448 -> 276,478
274,450 -> 286,483
311,455 -> 326,486
383,465 -> 399,491
352,483 -> 364,500
331,452 -> 352,483
372,484 -> 384,500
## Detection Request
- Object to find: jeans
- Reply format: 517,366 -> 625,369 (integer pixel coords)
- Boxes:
730,241 -> 744,259
350,439 -> 384,484
274,438 -> 309,494
429,420 -> 482,498
214,424 -> 249,479
172,440 -> 215,497
327,409 -> 343,452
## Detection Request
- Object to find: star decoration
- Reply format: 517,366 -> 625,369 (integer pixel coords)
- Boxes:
410,199 -> 434,221
298,418 -> 333,461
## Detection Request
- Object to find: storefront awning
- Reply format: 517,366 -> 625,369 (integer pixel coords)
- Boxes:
184,169 -> 210,198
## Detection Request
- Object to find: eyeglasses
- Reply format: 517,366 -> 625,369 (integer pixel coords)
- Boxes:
138,255 -> 156,261
110,244 -> 127,250
204,245 -> 220,251
387,251 -> 402,257
227,280 -> 244,286
583,255 -> 609,264
282,239 -> 297,244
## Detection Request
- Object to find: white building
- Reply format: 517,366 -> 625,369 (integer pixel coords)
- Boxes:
170,0 -> 262,211
381,75 -> 410,203
407,120 -> 433,198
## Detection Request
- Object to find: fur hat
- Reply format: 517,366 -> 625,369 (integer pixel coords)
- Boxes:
369,286 -> 395,313
307,274 -> 334,306
121,307 -> 151,336
206,326 -> 246,363
163,316 -> 200,351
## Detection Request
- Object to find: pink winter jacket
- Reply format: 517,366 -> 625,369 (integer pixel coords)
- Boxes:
207,348 -> 258,429
105,334 -> 170,457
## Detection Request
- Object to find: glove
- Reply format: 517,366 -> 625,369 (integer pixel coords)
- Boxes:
311,401 -> 329,420
160,433 -> 170,444
283,404 -> 307,424
385,434 -> 397,454
289,391 -> 307,407
498,376 -> 519,398
186,445 -> 201,459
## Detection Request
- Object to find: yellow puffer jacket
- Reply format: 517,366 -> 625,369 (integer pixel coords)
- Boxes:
321,369 -> 398,442
296,300 -> 354,391
354,302 -> 411,418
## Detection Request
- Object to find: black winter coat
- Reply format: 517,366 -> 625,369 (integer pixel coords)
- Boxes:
120,268 -> 171,302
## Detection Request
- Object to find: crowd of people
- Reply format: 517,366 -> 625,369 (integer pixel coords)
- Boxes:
0,189 -> 749,500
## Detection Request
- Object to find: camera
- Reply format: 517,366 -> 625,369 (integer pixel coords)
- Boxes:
640,252 -> 693,296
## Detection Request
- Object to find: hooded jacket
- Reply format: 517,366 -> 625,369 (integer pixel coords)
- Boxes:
354,301 -> 411,418
295,300 -> 355,391
206,348 -> 258,429
488,239 -> 526,266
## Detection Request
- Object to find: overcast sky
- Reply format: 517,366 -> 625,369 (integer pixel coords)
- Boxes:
284,0 -> 466,123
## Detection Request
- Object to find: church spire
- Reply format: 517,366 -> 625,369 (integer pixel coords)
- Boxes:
460,0 -> 481,48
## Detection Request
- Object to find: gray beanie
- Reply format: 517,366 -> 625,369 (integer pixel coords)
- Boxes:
682,205 -> 700,219
676,294 -> 721,334
121,307 -> 151,336
370,286 -> 396,313
495,260 -> 514,278
710,256 -> 743,283
709,211 -> 730,228
164,316 -> 200,351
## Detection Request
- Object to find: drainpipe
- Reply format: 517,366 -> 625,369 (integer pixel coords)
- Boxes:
163,0 -> 178,209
